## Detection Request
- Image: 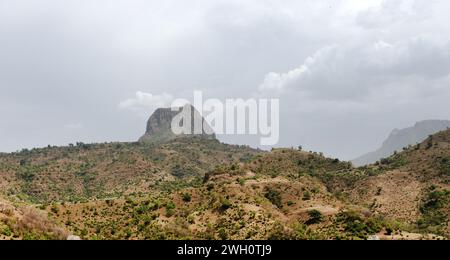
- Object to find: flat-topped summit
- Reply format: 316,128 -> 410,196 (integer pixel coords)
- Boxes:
139,105 -> 216,143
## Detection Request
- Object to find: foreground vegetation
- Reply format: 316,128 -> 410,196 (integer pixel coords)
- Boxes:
1,131 -> 449,240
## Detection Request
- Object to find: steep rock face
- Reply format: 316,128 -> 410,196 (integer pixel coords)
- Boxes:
139,105 -> 216,143
352,120 -> 450,166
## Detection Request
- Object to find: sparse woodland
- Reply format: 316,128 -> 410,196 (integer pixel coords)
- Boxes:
0,131 -> 449,240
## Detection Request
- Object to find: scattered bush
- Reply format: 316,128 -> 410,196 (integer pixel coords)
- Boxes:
306,210 -> 323,225
164,201 -> 176,217
50,205 -> 59,214
264,188 -> 282,208
302,191 -> 311,201
418,187 -> 450,234
426,135 -> 433,149
206,183 -> 214,191
267,222 -> 293,240
182,193 -> 192,202
1,226 -> 12,237
218,228 -> 228,240
336,211 -> 386,239
219,197 -> 232,211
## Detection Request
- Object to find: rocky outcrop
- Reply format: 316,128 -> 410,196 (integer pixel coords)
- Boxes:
139,105 -> 216,143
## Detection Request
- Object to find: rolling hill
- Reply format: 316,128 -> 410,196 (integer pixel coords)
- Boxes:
348,129 -> 450,236
0,109 -> 448,240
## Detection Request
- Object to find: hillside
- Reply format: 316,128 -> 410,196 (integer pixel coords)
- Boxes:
0,128 -> 448,240
38,149 -> 386,240
0,197 -> 67,240
352,120 -> 450,166
38,143 -> 449,240
0,138 -> 259,204
348,129 -> 450,236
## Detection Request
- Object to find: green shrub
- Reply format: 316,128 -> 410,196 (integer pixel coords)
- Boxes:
302,191 -> 311,201
269,171 -> 279,178
182,193 -> 192,202
166,208 -> 175,217
380,158 -> 390,165
171,164 -> 198,178
166,201 -> 176,210
16,167 -> 36,182
426,135 -> 433,149
306,210 -> 323,225
267,222 -> 292,240
187,215 -> 195,224
219,197 -> 232,211
218,228 -> 228,240
439,157 -> 450,176
50,204 -> 59,214
336,211 -> 387,239
418,187 -> 450,234
206,183 -> 214,191
1,226 -> 12,237
264,188 -> 282,208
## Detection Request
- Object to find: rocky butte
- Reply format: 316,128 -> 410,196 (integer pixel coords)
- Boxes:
139,105 -> 216,143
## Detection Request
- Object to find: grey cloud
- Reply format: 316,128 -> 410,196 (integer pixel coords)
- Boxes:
258,38 -> 450,101
356,0 -> 432,29
1,0 -> 450,160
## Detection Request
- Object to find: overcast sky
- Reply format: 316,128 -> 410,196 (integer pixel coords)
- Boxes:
1,0 -> 450,160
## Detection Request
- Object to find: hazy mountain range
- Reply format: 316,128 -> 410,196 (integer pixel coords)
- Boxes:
352,120 -> 450,166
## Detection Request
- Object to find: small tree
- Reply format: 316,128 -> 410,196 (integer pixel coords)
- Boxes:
19,159 -> 27,166
306,210 -> 323,225
426,135 -> 433,149
265,188 -> 282,208
218,228 -> 228,240
303,191 -> 311,201
219,197 -> 232,211
182,193 -> 192,202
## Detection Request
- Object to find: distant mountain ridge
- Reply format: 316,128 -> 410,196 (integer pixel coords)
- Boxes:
352,120 -> 450,166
